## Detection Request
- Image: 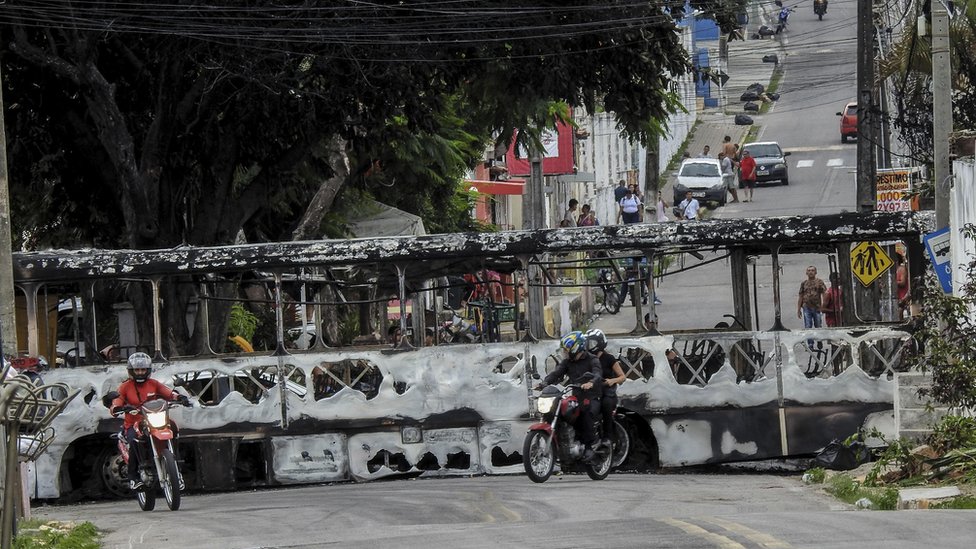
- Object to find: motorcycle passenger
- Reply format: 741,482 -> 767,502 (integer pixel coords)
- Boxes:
110,352 -> 188,491
584,329 -> 626,448
539,331 -> 603,462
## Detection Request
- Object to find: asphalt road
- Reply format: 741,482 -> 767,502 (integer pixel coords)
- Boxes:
32,473 -> 976,549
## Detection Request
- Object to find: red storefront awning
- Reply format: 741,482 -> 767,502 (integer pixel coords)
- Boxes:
465,179 -> 525,196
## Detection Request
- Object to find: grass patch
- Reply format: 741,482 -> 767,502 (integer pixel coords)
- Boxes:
821,473 -> 899,510
14,520 -> 101,549
931,495 -> 976,509
665,121 -> 700,172
758,67 -> 783,115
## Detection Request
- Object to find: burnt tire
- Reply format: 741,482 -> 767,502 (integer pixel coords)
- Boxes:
96,446 -> 130,499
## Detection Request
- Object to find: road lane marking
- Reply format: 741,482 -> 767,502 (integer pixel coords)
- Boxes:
661,518 -> 746,549
826,158 -> 844,167
796,160 -> 814,168
702,516 -> 792,548
785,145 -> 850,153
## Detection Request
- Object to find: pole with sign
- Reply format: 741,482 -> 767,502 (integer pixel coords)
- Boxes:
923,227 -> 953,294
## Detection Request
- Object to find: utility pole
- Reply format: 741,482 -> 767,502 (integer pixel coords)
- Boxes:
523,143 -> 546,339
0,64 -> 17,358
932,1 -> 952,231
856,0 -> 877,212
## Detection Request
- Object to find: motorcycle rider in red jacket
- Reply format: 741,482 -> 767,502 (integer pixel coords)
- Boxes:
110,352 -> 188,491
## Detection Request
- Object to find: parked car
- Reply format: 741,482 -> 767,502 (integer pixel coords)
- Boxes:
739,142 -> 790,185
837,101 -> 857,143
673,158 -> 731,207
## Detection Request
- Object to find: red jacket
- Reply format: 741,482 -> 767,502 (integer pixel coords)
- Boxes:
110,378 -> 177,429
739,156 -> 757,181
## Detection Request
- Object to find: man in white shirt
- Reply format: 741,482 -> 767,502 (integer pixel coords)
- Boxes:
718,152 -> 739,203
677,191 -> 700,221
561,198 -> 579,227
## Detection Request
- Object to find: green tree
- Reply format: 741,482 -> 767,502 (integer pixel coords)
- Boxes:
0,0 -> 746,352
910,225 -> 976,409
880,0 -> 976,162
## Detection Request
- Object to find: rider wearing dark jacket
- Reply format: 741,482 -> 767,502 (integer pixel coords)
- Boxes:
541,331 -> 603,459
585,329 -> 626,446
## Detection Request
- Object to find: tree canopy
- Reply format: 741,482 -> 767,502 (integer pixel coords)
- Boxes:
1,0 -> 746,251
880,0 -> 976,162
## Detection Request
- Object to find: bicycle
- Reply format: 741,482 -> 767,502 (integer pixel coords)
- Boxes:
596,269 -> 621,314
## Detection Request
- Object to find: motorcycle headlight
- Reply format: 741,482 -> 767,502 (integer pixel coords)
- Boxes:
146,410 -> 168,428
536,396 -> 557,414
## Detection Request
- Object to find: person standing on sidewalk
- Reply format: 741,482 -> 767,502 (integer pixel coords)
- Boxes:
718,152 -> 739,203
613,179 -> 628,204
738,149 -> 757,202
655,191 -> 670,222
721,135 -> 737,161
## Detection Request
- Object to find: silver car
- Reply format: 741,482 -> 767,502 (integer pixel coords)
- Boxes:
673,158 -> 732,207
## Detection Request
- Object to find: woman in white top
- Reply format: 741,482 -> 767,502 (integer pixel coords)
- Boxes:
655,191 -> 669,222
616,188 -> 642,224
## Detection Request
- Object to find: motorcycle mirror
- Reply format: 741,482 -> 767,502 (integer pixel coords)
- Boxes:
101,391 -> 120,409
172,376 -> 186,387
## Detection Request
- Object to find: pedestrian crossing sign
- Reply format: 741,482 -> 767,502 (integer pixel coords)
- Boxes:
850,241 -> 893,286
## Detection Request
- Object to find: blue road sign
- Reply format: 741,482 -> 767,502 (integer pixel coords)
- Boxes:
923,227 -> 952,294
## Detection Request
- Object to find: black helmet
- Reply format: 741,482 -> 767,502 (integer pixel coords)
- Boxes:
584,329 -> 607,353
126,352 -> 153,383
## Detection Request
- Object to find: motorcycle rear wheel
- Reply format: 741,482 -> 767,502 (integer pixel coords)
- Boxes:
604,289 -> 621,314
610,420 -> 631,469
161,449 -> 182,511
522,431 -> 555,483
585,446 -> 612,480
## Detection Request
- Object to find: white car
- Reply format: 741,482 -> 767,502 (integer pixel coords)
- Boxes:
673,158 -> 732,207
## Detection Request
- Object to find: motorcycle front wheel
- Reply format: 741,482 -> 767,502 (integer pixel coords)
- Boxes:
136,481 -> 156,511
522,431 -> 555,483
161,449 -> 182,511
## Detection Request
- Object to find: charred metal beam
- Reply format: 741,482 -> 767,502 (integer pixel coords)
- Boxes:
13,212 -> 932,283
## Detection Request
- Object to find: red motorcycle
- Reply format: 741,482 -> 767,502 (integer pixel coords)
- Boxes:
103,392 -> 189,511
523,384 -> 612,483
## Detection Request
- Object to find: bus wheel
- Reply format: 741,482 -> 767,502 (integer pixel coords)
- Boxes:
96,446 -> 130,499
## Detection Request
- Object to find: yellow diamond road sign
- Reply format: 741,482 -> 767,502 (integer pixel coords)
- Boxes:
850,241 -> 893,286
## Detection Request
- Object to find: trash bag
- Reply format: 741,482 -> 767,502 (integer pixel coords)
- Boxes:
740,90 -> 759,102
746,83 -> 765,94
744,102 -> 759,112
762,54 -> 779,64
767,92 -> 780,101
758,25 -> 776,36
813,438 -> 870,471
734,114 -> 754,126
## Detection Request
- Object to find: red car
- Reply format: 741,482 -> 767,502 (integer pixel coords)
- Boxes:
837,102 -> 857,143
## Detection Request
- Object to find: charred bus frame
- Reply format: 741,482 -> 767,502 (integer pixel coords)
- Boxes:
12,211 -> 930,500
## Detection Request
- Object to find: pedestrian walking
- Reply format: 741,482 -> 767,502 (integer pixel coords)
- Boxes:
617,187 -> 642,224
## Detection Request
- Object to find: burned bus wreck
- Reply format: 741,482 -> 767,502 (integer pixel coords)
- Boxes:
12,211 -> 930,501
